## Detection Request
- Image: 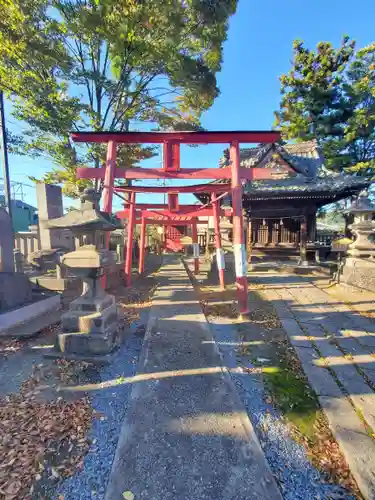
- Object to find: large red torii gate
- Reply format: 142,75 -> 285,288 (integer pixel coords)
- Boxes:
72,130 -> 281,316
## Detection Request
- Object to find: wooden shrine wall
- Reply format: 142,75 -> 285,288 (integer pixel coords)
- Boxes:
249,218 -> 301,246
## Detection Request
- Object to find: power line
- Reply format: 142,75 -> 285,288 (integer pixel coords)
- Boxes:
0,177 -> 33,202
0,91 -> 12,223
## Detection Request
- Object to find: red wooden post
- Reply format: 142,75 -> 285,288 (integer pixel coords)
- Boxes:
211,193 -> 225,289
102,140 -> 117,210
191,220 -> 199,275
125,192 -> 136,286
138,216 -> 146,274
230,141 -> 249,316
163,142 -> 180,171
101,140 -> 116,289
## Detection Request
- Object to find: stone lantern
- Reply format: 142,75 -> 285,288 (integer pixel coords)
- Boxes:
48,189 -> 121,357
341,192 -> 375,291
347,193 -> 375,257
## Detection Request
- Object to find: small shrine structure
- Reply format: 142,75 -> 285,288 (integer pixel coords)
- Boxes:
195,140 -> 371,262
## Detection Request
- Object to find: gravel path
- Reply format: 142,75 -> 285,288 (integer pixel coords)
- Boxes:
57,314 -> 147,500
209,316 -> 356,500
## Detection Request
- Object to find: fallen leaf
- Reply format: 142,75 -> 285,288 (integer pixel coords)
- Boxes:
122,491 -> 134,500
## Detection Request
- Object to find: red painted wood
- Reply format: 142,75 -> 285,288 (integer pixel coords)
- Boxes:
168,193 -> 179,212
138,217 -> 146,274
163,142 -> 180,171
165,225 -> 184,252
118,208 -> 220,218
143,220 -> 199,226
71,130 -> 281,144
230,141 -> 249,315
77,166 -> 281,181
116,184 -> 231,194
172,143 -> 180,171
101,140 -> 116,289
102,141 -> 116,212
212,193 -> 225,290
123,203 -> 201,210
124,192 -> 136,286
191,221 -> 199,274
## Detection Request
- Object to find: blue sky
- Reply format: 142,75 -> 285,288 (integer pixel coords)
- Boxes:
5,0 -> 375,210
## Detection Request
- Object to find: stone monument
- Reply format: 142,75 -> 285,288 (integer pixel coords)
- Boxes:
36,183 -> 66,249
1,207 -> 60,336
0,207 -> 33,310
47,189 -> 121,356
0,207 -> 14,273
341,192 -> 375,291
29,183 -> 74,273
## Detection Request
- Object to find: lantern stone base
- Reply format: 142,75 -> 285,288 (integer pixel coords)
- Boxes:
340,257 -> 375,292
56,330 -> 118,356
57,293 -> 121,356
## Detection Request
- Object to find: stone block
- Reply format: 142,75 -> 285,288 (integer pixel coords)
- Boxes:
57,330 -> 118,355
292,345 -> 343,398
0,272 -> 33,312
0,207 -> 14,272
0,294 -> 61,335
61,301 -> 117,335
30,275 -> 79,292
319,395 -> 375,500
36,183 -> 74,251
341,257 -> 375,292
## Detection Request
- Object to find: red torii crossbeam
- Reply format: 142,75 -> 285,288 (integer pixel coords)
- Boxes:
72,129 -> 281,316
115,184 -> 231,194
77,166 -> 277,181
72,130 -> 280,144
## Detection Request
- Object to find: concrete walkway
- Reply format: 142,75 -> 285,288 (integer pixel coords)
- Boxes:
251,268 -> 375,499
106,255 -> 281,500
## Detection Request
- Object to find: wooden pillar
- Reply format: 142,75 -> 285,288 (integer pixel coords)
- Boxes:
307,212 -> 317,242
299,215 -> 308,265
191,219 -> 199,275
247,218 -> 252,263
267,219 -> 273,245
138,216 -> 146,274
205,225 -> 210,258
125,192 -> 136,286
230,141 -> 249,316
101,140 -> 116,289
212,193 -> 225,289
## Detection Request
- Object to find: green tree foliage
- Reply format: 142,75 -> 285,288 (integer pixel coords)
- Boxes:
1,0 -> 237,197
275,37 -> 375,178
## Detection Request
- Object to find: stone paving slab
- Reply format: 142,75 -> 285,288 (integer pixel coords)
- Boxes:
320,395 -> 375,500
106,257 -> 281,500
252,270 -> 375,499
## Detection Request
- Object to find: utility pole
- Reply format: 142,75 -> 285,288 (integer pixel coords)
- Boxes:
0,90 -> 13,226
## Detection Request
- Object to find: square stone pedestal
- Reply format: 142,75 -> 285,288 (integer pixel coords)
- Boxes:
57,293 -> 120,355
341,257 -> 375,292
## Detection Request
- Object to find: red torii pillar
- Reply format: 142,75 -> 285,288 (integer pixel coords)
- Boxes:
191,219 -> 199,275
124,192 -> 136,286
230,142 -> 249,317
211,192 -> 225,290
101,140 -> 116,288
138,216 -> 147,274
